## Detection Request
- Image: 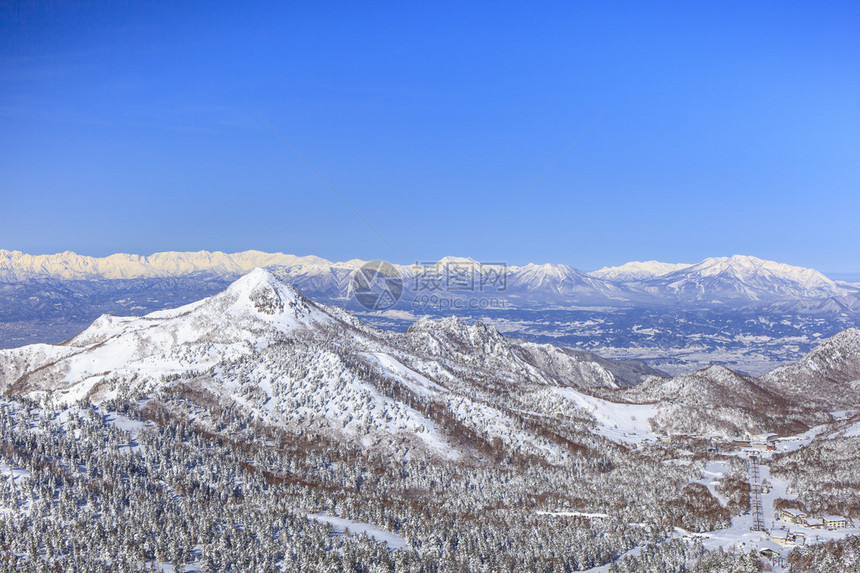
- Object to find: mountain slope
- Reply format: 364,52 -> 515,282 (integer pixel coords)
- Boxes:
504,263 -> 630,303
641,255 -> 850,303
590,261 -> 692,281
1,269 -> 664,464
611,328 -> 860,436
3,269 -> 339,394
758,327 -> 860,409
618,365 -> 825,436
4,268 -> 858,449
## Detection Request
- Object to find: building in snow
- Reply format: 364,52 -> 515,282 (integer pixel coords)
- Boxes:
771,531 -> 804,546
779,508 -> 806,524
802,517 -> 825,528
760,548 -> 780,559
822,516 -> 849,529
750,442 -> 774,451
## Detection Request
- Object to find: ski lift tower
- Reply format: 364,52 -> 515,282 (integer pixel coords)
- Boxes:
749,455 -> 766,531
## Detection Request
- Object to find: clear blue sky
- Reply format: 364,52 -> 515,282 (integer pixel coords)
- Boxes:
1,1 -> 858,271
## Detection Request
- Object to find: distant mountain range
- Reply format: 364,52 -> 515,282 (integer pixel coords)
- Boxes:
0,249 -> 336,281
2,250 -> 858,374
1,249 -> 856,308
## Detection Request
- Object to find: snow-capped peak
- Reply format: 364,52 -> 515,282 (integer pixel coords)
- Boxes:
66,268 -> 333,352
679,255 -> 834,286
221,267 -> 310,317
653,255 -> 849,301
506,262 -> 595,288
589,260 -> 692,281
515,262 -> 578,281
433,256 -> 479,266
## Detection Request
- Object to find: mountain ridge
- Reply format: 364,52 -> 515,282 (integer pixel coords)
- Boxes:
1,248 -> 850,283
3,250 -> 854,306
3,251 -> 859,377
2,269 -> 858,443
590,260 -> 693,281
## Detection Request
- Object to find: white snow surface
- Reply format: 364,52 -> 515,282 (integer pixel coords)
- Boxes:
551,387 -> 657,444
590,261 -> 692,281
844,421 -> 860,437
363,352 -> 447,396
306,513 -> 407,550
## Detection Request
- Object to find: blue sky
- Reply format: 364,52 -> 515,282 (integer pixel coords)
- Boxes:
1,1 -> 858,271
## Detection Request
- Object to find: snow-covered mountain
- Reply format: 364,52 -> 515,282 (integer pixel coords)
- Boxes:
587,255 -> 854,305
0,273 -> 780,572
3,268 -> 858,450
2,274 -> 857,572
1,269 -> 339,395
0,249 -> 338,281
590,261 -> 692,281
639,255 -> 850,303
759,327 -> 860,409
0,269 -> 668,463
611,327 -> 860,436
2,251 -> 859,376
619,364 -> 826,436
500,263 -> 631,305
3,250 -> 853,307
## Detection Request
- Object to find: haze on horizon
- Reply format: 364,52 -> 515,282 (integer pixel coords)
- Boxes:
1,1 -> 858,271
